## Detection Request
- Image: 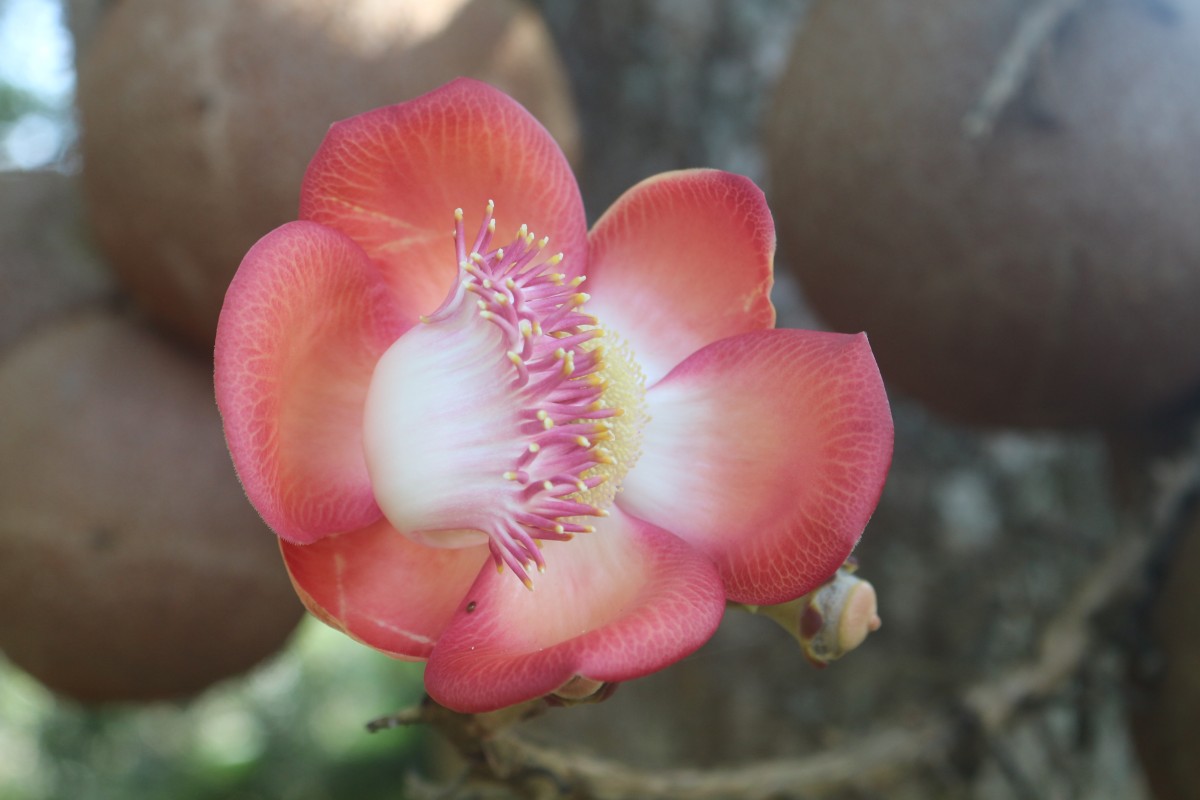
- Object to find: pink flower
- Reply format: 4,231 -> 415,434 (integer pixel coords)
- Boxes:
214,79 -> 893,714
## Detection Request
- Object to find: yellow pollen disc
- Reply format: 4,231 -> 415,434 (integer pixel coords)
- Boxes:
570,326 -> 648,514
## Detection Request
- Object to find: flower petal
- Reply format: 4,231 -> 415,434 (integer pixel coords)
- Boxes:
300,78 -> 587,321
282,519 -> 489,660
584,169 -> 777,385
618,330 -> 893,605
424,507 -> 725,713
215,220 -> 406,544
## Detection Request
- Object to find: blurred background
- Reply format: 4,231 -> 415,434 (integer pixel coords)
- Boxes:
3,0 -> 1199,798
0,0 -> 72,170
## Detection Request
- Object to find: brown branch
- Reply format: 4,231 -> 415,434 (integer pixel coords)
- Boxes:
962,532 -> 1148,733
478,720 -> 951,800
962,0 -> 1091,139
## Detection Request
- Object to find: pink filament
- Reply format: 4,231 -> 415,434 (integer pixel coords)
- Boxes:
453,203 -> 611,587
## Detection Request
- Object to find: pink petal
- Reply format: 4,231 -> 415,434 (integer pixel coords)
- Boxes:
215,221 -> 406,544
584,169 -> 777,385
282,519 -> 489,660
618,330 -> 893,606
423,507 -> 725,713
300,78 -> 587,321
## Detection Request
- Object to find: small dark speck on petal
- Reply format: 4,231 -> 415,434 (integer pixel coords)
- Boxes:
466,601 -> 477,613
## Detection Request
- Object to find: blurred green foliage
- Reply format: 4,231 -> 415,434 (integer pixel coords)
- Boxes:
0,619 -> 431,800
0,82 -> 44,124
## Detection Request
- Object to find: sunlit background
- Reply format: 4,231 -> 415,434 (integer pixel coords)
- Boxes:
0,0 -> 73,169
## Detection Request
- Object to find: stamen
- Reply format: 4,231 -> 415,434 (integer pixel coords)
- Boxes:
373,202 -> 648,589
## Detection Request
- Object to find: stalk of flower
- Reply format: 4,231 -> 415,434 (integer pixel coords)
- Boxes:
215,78 -> 894,714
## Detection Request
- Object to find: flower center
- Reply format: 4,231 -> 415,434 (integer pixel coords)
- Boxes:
362,202 -> 647,588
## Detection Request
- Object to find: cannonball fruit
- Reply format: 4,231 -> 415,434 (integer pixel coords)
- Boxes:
767,0 -> 1200,427
78,0 -> 580,350
0,311 -> 302,702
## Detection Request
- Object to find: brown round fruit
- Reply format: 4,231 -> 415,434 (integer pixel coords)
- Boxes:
0,311 -> 302,703
78,0 -> 581,351
767,0 -> 1200,427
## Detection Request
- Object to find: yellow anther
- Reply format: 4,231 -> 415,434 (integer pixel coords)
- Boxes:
505,278 -> 517,290
575,436 -> 591,448
582,525 -> 595,534
481,278 -> 492,289
487,219 -> 496,233
528,443 -> 541,453
538,236 -> 550,248
519,319 -> 533,337
554,348 -> 567,360
503,471 -> 520,481
517,224 -> 528,239
486,199 -> 495,212
554,524 -> 565,534
575,480 -> 587,492
507,352 -> 524,367
525,232 -> 536,246
542,417 -> 554,430
570,275 -> 586,287
548,252 -> 564,265
532,321 -> 543,336
470,252 -> 484,263
495,247 -> 505,260
572,292 -> 590,305
521,575 -> 534,591
493,292 -> 509,305
454,208 -> 464,221
542,480 -> 554,491
549,273 -> 566,283
418,314 -> 431,324
536,409 -> 549,421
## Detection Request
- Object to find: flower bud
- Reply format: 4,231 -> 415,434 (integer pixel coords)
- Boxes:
745,565 -> 881,667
